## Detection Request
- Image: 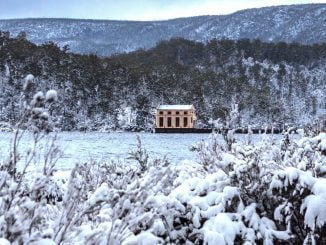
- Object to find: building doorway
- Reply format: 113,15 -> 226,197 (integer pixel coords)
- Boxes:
176,117 -> 180,127
159,117 -> 164,127
167,117 -> 172,127
183,117 -> 188,127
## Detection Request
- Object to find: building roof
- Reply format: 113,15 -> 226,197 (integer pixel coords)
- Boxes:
157,105 -> 194,110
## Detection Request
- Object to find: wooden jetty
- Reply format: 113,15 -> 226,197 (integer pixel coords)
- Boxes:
154,128 -> 289,134
154,128 -> 212,133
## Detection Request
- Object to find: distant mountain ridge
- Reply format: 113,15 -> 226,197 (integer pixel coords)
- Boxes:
0,4 -> 325,56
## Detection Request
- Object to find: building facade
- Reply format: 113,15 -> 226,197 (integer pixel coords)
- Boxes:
155,105 -> 197,129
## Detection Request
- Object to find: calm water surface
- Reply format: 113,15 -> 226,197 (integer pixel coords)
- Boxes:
0,132 -> 284,170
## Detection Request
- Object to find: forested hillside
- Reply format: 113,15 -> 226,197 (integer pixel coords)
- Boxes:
0,32 -> 325,131
0,4 -> 325,55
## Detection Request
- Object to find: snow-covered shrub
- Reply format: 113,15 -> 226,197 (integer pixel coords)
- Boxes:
45,90 -> 58,103
270,167 -> 326,244
190,133 -> 233,173
42,129 -> 325,244
23,74 -> 35,91
128,135 -> 170,172
1,75 -> 325,244
193,130 -> 325,244
0,75 -> 61,244
133,130 -> 325,244
128,135 -> 150,172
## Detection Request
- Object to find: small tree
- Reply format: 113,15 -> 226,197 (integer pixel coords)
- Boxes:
0,74 -> 61,243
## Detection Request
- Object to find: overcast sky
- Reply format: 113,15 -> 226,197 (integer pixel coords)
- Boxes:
0,0 -> 324,20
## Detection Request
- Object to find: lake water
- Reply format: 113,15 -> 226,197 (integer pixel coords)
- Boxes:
0,132 -> 285,170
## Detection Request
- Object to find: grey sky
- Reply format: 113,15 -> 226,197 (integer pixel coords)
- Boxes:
0,0 -> 323,20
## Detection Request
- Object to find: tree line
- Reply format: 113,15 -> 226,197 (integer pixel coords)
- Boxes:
0,31 -> 325,131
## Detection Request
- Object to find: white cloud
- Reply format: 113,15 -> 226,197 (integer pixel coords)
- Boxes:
132,0 -> 316,20
0,0 -> 321,20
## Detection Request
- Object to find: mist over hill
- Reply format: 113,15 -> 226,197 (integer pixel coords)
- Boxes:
0,4 -> 325,56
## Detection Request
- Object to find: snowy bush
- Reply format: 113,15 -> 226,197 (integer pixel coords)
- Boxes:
0,75 -> 325,244
130,130 -> 325,244
0,75 -> 62,244
1,128 -> 325,244
45,90 -> 58,103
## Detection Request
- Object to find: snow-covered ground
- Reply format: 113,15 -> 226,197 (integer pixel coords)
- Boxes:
0,132 -> 288,170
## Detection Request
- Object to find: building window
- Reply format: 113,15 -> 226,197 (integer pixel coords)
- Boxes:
184,117 -> 188,127
184,111 -> 188,115
159,117 -> 164,127
159,111 -> 163,115
176,117 -> 180,127
167,117 -> 172,127
176,111 -> 180,115
168,111 -> 172,115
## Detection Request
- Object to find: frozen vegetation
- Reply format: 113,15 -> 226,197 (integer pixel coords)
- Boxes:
0,34 -> 325,131
0,83 -> 325,244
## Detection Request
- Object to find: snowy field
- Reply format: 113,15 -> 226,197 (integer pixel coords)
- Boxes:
0,132 -> 287,170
